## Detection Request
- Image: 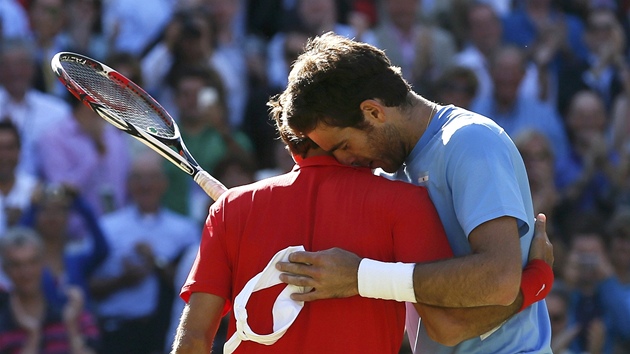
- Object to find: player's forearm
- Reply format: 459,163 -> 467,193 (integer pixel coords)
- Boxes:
412,253 -> 521,307
415,293 -> 523,346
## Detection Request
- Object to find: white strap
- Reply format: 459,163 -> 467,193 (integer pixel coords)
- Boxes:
224,246 -> 312,354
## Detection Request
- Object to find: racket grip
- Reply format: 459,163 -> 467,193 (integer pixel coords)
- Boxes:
194,170 -> 228,201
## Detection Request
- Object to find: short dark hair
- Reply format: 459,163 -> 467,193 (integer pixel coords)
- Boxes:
268,32 -> 412,137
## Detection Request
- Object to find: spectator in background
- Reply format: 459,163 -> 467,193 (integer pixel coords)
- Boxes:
431,65 -> 478,109
470,44 -> 571,171
244,0 -> 297,41
373,0 -> 456,95
203,0 -> 251,130
451,1 -> 547,107
450,1 -> 504,104
18,184 -> 109,308
0,121 -> 38,238
514,129 -> 560,224
106,52 -> 143,86
0,37 -> 71,176
502,0 -> 589,72
514,129 -> 566,272
0,226 -> 101,353
26,0 -> 69,98
61,0 -> 109,62
561,228 -> 630,354
101,0 -> 175,57
102,51 -> 149,157
0,121 -> 39,290
556,90 -> 621,224
557,7 -> 628,117
243,29 -> 310,171
162,66 -> 253,222
254,139 -> 300,181
89,150 -> 200,354
212,154 -> 256,189
141,7 -> 216,114
503,0 -> 593,110
0,0 -> 30,40
547,284 -> 580,354
266,0 -> 377,90
605,207 -> 630,352
37,97 -> 131,216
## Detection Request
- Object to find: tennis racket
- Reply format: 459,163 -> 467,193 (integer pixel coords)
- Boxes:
50,52 -> 227,201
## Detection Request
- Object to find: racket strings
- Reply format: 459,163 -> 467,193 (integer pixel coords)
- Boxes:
62,61 -> 176,139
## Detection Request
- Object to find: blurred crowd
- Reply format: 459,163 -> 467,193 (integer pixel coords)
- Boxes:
0,0 -> 630,353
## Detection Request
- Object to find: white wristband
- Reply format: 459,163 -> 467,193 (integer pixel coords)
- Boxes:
357,258 -> 417,303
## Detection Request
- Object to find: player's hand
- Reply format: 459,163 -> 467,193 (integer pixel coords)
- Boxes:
276,247 -> 361,301
528,213 -> 554,267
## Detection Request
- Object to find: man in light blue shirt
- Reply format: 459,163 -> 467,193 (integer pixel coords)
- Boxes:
272,32 -> 553,353
398,105 -> 550,353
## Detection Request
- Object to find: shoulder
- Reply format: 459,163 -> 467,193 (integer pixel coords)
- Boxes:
438,110 -> 515,161
442,108 -> 504,142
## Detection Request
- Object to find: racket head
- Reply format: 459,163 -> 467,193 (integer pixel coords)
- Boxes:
51,52 -> 181,143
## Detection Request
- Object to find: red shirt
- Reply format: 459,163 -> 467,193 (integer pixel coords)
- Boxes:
182,155 -> 453,353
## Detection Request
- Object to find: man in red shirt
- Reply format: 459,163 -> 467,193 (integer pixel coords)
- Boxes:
172,132 -> 454,353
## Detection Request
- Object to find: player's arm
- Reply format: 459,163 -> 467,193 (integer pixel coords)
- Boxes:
171,292 -> 225,354
415,298 -> 522,346
419,246 -> 553,347
411,216 -> 522,307
277,214 -> 552,309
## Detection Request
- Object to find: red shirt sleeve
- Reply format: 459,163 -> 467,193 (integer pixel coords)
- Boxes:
180,205 -> 232,316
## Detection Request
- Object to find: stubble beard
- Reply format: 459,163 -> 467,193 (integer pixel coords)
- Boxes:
369,124 -> 407,173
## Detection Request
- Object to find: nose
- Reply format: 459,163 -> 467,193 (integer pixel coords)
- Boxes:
333,151 -> 356,166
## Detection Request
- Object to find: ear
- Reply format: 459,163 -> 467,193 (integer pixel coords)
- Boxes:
360,99 -> 387,124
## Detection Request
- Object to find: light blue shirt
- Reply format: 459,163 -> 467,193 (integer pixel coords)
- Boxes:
391,105 -> 552,353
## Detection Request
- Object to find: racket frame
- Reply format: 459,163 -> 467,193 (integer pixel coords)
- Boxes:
51,52 -> 200,177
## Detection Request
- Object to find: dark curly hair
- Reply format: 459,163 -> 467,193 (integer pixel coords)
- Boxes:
268,32 -> 412,149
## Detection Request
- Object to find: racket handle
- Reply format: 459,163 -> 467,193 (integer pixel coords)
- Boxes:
194,170 -> 228,201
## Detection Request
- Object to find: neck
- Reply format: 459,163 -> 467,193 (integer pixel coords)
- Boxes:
406,93 -> 438,145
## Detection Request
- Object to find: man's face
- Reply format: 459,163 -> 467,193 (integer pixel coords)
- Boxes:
2,244 -> 43,296
491,51 -> 524,105
468,5 -> 502,53
306,122 -> 407,173
175,77 -> 206,122
0,49 -> 35,97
